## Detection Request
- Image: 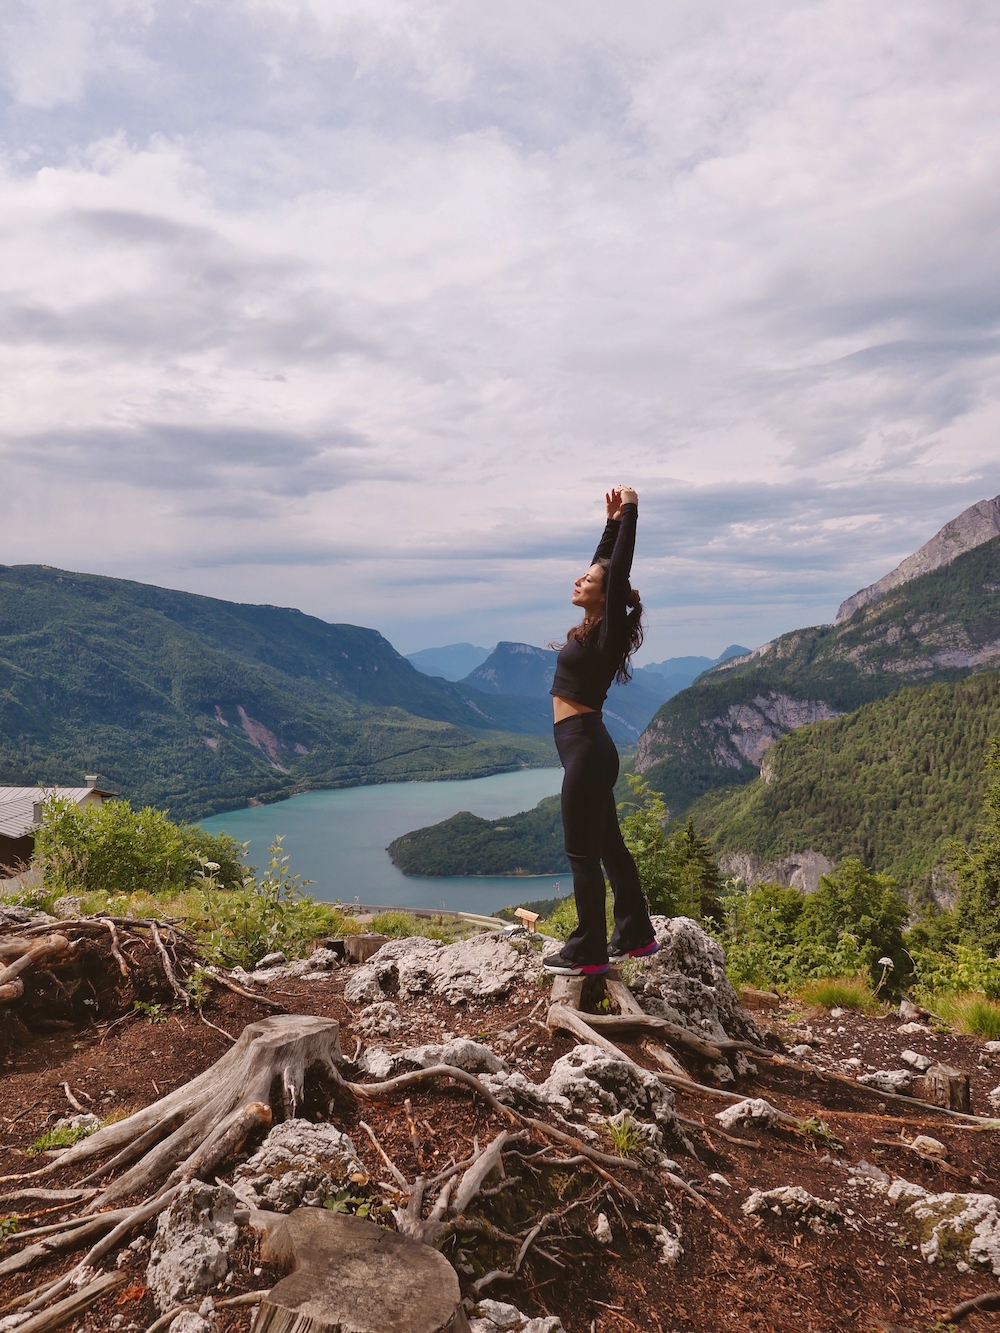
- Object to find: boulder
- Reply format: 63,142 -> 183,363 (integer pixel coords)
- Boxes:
625,917 -> 764,1046
900,1050 -> 932,1072
742,1185 -> 842,1234
358,1038 -> 505,1079
715,1098 -> 779,1130
468,1301 -> 565,1333
344,934 -> 539,1007
353,1001 -> 404,1038
233,1121 -> 365,1213
894,1183 -> 1000,1273
145,1183 -> 239,1312
857,1070 -> 912,1095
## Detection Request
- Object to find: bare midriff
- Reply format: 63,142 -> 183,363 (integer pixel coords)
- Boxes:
552,695 -> 598,723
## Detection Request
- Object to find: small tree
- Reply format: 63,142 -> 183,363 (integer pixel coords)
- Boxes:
955,738 -> 1000,955
794,857 -> 909,981
618,777 -> 723,924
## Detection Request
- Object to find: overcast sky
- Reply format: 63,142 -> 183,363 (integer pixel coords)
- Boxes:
2,1 -> 999,659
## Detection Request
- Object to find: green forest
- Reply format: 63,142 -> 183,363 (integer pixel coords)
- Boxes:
691,671 -> 1000,892
0,565 -> 554,820
388,794 -> 568,875
638,533 -> 1000,814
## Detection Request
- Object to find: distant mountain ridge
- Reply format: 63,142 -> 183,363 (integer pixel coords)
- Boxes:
636,503 -> 1000,815
836,494 -> 1000,623
406,643 -> 493,681
0,566 -> 555,820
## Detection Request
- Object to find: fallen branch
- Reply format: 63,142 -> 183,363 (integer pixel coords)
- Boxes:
358,1119 -> 409,1191
149,922 -> 190,1008
577,1012 -> 724,1062
945,1289 -> 1000,1323
101,919 -> 130,978
205,968 -> 286,1012
144,1288 -> 272,1333
348,1063 -> 520,1125
7,1269 -> 125,1333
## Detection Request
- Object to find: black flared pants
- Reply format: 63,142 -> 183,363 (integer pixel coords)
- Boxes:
554,712 -> 654,964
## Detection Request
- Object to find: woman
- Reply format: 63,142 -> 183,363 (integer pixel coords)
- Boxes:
543,485 -> 659,977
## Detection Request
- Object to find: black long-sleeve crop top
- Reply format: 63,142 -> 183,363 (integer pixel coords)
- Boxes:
549,502 -> 637,711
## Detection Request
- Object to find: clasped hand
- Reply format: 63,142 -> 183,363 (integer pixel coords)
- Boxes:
605,485 -> 638,520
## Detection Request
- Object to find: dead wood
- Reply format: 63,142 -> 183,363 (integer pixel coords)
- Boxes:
0,1207 -> 134,1281
206,966 -> 287,1011
149,921 -> 190,1007
348,1063 -> 521,1124
4,1016 -> 342,1209
0,935 -> 73,996
641,1037 -> 688,1079
144,1290 -> 272,1333
6,1270 -> 126,1333
945,1288 -> 1000,1322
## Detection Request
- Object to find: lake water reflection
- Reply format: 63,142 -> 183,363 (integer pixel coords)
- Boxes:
199,768 -> 566,917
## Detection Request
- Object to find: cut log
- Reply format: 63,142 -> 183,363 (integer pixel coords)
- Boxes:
344,934 -> 390,963
549,975 -> 585,1008
913,1064 -> 972,1113
739,987 -> 781,1012
251,1207 -> 471,1333
16,1016 -> 342,1210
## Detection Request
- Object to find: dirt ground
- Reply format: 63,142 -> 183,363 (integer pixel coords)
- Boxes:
5,966 -> 1000,1333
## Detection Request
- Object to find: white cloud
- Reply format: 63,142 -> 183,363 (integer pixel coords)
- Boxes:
0,0 -> 998,657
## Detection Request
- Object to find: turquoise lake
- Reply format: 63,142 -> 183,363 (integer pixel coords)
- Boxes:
199,768 -> 567,917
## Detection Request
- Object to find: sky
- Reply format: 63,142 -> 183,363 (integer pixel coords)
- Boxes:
1,2 -> 999,661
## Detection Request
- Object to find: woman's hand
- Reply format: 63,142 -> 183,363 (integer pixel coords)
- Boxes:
606,487 -> 623,520
619,485 -> 638,507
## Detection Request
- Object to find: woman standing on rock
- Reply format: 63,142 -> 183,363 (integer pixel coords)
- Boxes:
543,486 -> 659,977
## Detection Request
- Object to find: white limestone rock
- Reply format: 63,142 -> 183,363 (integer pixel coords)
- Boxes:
468,1300 -> 565,1333
742,1185 -> 842,1234
232,1121 -> 364,1213
901,1050 -> 933,1072
625,916 -> 764,1046
250,947 -> 340,983
594,1212 -> 613,1244
344,933 -> 538,1006
715,1098 -> 779,1130
857,1069 -> 912,1094
145,1183 -> 238,1312
52,1112 -> 101,1133
788,1044 -> 813,1058
168,1315 -> 213,1333
536,1045 -> 689,1152
901,1188 -> 1000,1273
353,1001 -> 404,1038
898,1021 -> 932,1035
651,1225 -> 683,1266
357,1038 -> 506,1079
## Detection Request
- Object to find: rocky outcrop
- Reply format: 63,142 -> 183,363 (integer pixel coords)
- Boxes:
145,1183 -> 239,1312
343,934 -> 538,1006
469,1301 -> 565,1333
626,916 -> 764,1047
636,692 -> 841,775
718,849 -> 835,894
232,1121 -> 365,1213
836,494 -> 1000,623
358,1038 -> 506,1079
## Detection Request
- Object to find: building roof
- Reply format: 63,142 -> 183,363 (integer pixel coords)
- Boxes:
0,786 -> 118,841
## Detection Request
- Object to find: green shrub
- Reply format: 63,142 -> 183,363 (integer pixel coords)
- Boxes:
196,836 -> 336,969
0,1216 -> 20,1243
29,1123 -> 98,1154
604,1111 -> 645,1159
34,795 -> 246,897
618,778 -> 722,922
794,976 -> 878,1013
955,738 -> 1000,953
928,993 -> 1000,1039
370,910 -> 415,937
910,943 -> 1000,1001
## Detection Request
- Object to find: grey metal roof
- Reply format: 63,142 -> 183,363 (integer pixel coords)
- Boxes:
0,786 -> 117,840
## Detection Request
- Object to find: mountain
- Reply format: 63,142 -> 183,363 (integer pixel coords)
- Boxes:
0,565 -> 555,820
689,671 -> 1000,898
405,643 -> 493,680
458,641 -> 676,745
640,645 -> 751,697
388,793 -> 568,876
636,502 -> 1000,816
836,495 -> 1000,623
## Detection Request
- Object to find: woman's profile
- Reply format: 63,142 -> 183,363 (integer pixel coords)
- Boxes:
543,485 -> 659,977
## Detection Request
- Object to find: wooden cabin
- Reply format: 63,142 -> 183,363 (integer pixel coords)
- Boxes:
0,777 -> 118,874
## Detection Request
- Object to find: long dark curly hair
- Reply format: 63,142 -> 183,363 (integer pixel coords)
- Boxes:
564,558 -> 645,683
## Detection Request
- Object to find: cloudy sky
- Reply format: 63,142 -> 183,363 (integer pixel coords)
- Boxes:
2,1 -> 999,660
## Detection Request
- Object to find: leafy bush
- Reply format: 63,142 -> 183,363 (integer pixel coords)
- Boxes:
932,993 -> 1000,1040
619,777 -> 722,922
909,942 -> 1000,1001
719,860 -> 910,991
369,910 -> 454,942
794,976 -> 878,1013
196,836 -> 341,969
34,796 -> 246,897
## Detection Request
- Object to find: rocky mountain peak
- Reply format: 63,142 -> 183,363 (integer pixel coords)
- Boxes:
836,493 -> 1000,623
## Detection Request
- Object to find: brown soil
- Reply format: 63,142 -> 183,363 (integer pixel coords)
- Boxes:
4,970 -> 1000,1333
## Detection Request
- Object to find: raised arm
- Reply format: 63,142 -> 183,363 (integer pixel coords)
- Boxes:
599,489 -> 637,649
592,487 -> 623,562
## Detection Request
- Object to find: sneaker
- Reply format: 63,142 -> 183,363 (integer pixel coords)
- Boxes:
607,938 -> 660,963
542,951 -> 610,976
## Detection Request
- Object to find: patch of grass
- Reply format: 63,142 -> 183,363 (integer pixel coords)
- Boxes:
369,910 -> 455,943
604,1111 -> 645,1159
28,1124 -> 98,1154
794,975 -> 879,1013
797,1116 -> 845,1152
930,992 -> 1000,1040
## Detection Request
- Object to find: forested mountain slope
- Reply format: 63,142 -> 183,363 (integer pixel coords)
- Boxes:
0,566 -> 554,819
388,793 -> 568,876
689,671 -> 1000,894
636,527 -> 1000,814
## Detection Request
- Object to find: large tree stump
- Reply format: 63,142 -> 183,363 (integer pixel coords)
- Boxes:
251,1208 -> 470,1333
25,1016 -> 343,1210
913,1063 -> 972,1113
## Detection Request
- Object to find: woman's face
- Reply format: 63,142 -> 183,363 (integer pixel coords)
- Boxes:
571,563 -> 605,613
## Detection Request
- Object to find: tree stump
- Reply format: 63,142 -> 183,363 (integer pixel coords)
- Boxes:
344,935 -> 390,964
37,1016 -> 343,1209
251,1207 -> 471,1333
912,1063 -> 971,1113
